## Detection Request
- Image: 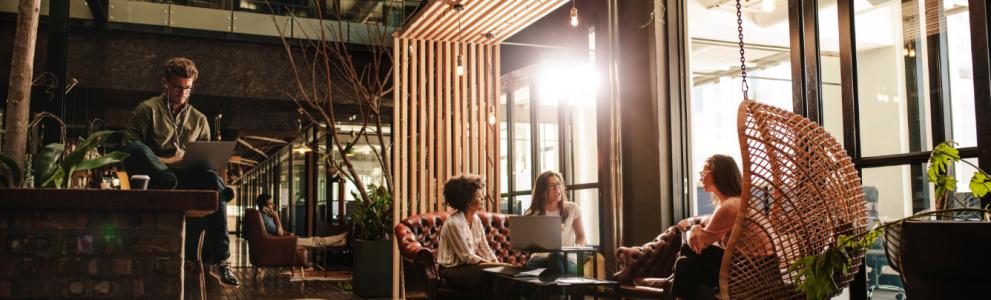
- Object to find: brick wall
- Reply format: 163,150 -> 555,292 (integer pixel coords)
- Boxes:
0,211 -> 187,299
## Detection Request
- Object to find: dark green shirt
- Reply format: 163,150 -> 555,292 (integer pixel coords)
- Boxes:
124,95 -> 210,157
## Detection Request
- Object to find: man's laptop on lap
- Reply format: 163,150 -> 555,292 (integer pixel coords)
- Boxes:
176,141 -> 236,171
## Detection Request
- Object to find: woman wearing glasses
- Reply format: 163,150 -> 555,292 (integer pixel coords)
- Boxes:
671,154 -> 743,299
524,170 -> 587,274
436,174 -> 504,295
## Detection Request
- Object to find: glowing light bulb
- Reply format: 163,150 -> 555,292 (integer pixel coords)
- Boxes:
488,111 -> 496,125
761,0 -> 775,12
570,7 -> 578,26
456,54 -> 465,76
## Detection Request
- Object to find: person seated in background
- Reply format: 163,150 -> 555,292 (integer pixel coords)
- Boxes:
524,170 -> 587,274
671,154 -> 743,300
436,174 -> 506,296
255,194 -> 347,247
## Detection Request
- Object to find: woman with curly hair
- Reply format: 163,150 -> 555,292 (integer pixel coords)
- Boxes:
436,174 -> 504,294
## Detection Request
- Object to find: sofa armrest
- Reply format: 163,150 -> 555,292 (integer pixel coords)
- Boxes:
413,248 -> 436,266
613,221 -> 688,283
400,248 -> 440,300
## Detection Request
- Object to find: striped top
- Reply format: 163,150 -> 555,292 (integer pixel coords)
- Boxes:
436,211 -> 498,268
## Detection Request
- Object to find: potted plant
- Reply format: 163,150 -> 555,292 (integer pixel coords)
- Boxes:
1,129 -> 128,189
350,184 -> 393,297
791,141 -> 991,299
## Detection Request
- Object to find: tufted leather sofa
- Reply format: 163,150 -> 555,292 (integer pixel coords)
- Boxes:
395,211 -> 530,299
613,216 -> 705,298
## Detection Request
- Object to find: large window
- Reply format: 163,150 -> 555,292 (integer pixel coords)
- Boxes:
687,0 -> 801,215
684,1 -> 983,299
852,1 -> 977,298
499,31 -> 600,245
234,122 -> 390,238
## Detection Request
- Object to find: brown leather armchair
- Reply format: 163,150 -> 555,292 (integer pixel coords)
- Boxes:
613,217 -> 705,298
394,211 -> 530,299
243,208 -> 309,280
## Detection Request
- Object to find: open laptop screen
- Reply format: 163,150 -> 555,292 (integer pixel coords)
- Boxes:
508,215 -> 562,251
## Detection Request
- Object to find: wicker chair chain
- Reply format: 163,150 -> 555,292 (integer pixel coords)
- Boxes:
736,0 -> 749,100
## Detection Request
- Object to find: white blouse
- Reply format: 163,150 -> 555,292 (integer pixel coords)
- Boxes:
436,211 -> 498,268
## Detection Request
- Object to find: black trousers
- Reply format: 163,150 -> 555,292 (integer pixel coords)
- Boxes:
123,141 -> 231,265
439,263 -> 503,299
671,243 -> 724,300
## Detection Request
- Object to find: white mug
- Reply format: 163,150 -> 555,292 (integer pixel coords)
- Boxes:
130,175 -> 151,190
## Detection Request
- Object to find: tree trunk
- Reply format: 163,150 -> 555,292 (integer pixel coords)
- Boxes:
2,0 -> 42,169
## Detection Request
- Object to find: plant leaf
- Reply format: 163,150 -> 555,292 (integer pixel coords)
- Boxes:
933,142 -> 960,160
971,171 -> 991,198
43,167 -> 65,189
61,130 -> 116,177
928,142 -> 960,184
74,151 -> 129,171
0,154 -> 23,188
33,143 -> 65,188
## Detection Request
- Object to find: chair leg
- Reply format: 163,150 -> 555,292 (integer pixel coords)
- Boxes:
195,231 -> 207,300
299,266 -> 306,295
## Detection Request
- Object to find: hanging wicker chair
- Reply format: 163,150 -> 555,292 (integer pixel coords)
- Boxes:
718,100 -> 869,299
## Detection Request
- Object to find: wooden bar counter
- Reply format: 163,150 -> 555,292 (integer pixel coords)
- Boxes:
0,189 -> 217,299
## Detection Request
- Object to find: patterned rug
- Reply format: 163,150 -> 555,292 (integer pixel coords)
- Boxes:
282,269 -> 353,282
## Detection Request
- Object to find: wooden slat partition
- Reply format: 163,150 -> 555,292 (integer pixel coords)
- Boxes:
393,38 -> 500,217
392,1 -> 570,297
392,38 -> 500,298
400,0 -> 568,43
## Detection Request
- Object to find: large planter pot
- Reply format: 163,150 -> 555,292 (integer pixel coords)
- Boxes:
898,220 -> 991,298
353,238 -> 393,297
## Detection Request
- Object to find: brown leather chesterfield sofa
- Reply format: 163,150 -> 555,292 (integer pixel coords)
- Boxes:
394,211 -> 530,299
613,217 -> 705,298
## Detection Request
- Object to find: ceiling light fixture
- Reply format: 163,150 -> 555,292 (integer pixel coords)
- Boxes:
761,0 -> 775,13
294,108 -> 312,154
570,0 -> 579,26
454,3 -> 465,76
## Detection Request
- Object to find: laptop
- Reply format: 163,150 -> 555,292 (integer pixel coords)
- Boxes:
178,141 -> 236,171
508,215 -> 561,251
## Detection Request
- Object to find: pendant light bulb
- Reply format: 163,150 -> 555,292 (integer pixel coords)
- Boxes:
456,54 -> 465,76
761,0 -> 775,13
570,6 -> 578,27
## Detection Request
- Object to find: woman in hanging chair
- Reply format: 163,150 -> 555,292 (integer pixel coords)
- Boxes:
672,154 -> 743,299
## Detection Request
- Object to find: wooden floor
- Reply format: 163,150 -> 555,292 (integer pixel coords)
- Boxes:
192,237 -> 388,300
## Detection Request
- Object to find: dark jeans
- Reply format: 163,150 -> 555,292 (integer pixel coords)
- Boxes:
671,243 -> 724,300
525,252 -> 579,275
123,141 -> 232,265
